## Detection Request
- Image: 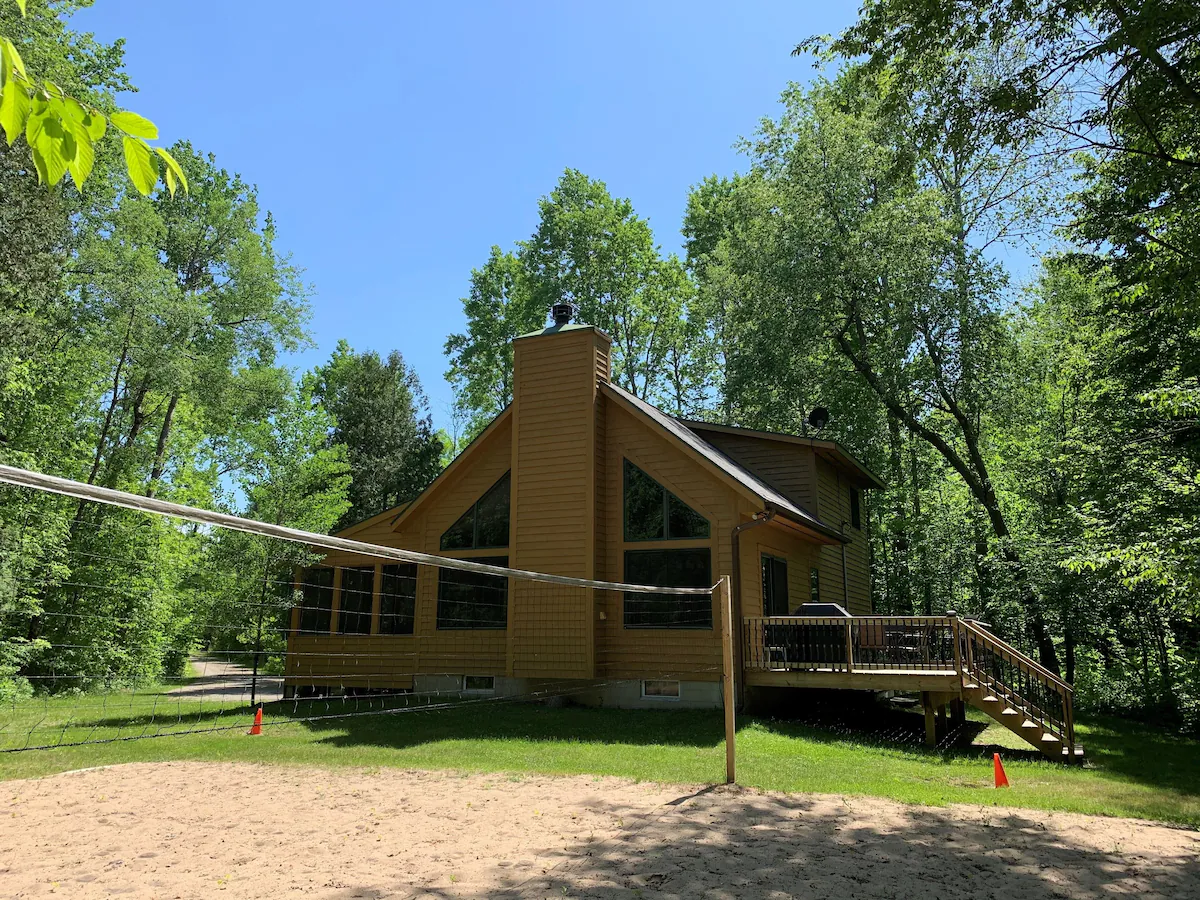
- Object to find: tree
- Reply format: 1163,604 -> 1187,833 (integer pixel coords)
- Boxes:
314,341 -> 443,527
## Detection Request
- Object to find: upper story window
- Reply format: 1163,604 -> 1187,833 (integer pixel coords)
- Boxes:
623,459 -> 710,542
850,487 -> 861,529
441,472 -> 511,550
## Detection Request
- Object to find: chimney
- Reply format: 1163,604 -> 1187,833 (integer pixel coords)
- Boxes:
551,302 -> 575,327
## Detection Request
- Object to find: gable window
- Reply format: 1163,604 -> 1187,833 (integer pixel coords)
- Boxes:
810,567 -> 820,603
379,564 -> 416,635
623,459 -> 709,541
297,567 -> 334,634
441,472 -> 511,550
850,488 -> 861,529
337,566 -> 374,634
761,554 -> 789,617
437,556 -> 509,629
624,548 -> 712,628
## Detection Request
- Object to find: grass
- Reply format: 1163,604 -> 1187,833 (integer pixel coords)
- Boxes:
0,683 -> 1197,827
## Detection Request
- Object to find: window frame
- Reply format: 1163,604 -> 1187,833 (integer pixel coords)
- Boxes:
810,567 -> 821,603
379,563 -> 417,635
436,556 -> 510,630
336,565 -> 375,635
850,487 -> 862,530
440,472 -> 511,551
622,458 -> 710,542
463,675 -> 496,694
297,567 -> 335,635
622,547 -> 714,630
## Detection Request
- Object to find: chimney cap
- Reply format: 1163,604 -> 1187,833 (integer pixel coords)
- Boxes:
551,302 -> 576,327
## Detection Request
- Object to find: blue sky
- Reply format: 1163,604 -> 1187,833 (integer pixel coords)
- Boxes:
73,1 -> 861,432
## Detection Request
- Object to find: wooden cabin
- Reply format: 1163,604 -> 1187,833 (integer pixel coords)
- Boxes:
286,316 -> 882,709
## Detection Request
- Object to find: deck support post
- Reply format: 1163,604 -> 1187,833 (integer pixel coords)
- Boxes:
719,575 -> 736,785
922,691 -> 937,746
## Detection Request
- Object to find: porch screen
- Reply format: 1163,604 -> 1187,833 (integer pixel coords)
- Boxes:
297,566 -> 334,634
623,548 -> 712,628
337,566 -> 374,634
437,556 -> 508,629
379,563 -> 416,635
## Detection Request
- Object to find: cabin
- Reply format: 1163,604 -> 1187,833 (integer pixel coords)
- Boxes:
287,309 -> 1082,761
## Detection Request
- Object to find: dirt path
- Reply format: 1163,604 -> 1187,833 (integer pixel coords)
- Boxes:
168,656 -> 282,705
2,762 -> 1197,898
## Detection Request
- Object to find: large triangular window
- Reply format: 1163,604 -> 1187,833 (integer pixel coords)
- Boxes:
623,459 -> 710,541
440,472 -> 511,550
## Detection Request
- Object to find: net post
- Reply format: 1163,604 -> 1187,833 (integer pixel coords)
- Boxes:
719,575 -> 736,785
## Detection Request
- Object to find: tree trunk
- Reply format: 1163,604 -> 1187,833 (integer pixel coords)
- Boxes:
146,393 -> 179,498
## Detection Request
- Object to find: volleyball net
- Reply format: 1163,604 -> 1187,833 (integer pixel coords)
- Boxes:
0,465 -> 734,765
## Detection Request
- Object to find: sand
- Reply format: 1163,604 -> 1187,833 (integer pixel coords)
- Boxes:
2,762 -> 1197,898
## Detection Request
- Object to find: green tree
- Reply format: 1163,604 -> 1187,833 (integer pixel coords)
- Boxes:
314,341 -> 443,527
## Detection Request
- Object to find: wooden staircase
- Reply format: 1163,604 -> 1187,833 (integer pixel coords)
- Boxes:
957,618 -> 1083,762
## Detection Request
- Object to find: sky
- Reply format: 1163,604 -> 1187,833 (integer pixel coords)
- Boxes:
72,1 -> 862,433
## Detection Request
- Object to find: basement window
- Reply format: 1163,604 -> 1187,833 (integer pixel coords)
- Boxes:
441,472 -> 511,550
337,566 -> 374,635
463,675 -> 495,694
641,680 -> 680,699
297,567 -> 334,635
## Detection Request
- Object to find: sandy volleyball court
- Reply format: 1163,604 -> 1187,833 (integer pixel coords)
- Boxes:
2,762 -> 1197,899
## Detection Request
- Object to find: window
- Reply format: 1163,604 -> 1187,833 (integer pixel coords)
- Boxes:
623,459 -> 709,541
297,567 -> 334,634
337,566 -> 374,634
379,564 -> 416,635
624,548 -> 712,628
437,556 -> 509,629
463,675 -> 495,693
641,680 -> 680,699
761,554 -> 789,617
441,472 -> 510,550
850,488 -> 861,529
810,567 -> 820,603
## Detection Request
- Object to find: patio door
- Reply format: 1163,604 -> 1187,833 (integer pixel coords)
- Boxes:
761,554 -> 789,616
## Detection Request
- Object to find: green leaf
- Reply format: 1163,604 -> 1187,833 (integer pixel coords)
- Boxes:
0,78 -> 29,144
15,0 -> 27,16
36,117 -> 70,185
154,146 -> 188,194
1,37 -> 27,85
24,102 -> 46,146
111,109 -> 158,140
122,135 -> 158,195
83,110 -> 106,141
162,163 -> 176,198
66,127 -> 94,187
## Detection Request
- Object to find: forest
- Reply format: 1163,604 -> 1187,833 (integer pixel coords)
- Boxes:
1,1 -> 1197,730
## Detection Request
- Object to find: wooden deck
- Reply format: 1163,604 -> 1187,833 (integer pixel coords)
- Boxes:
743,614 -> 1082,762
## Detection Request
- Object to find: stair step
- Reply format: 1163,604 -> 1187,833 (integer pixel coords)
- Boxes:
1021,720 -> 1039,730
963,682 -> 979,690
1042,733 -> 1062,743
1001,707 -> 1020,716
981,695 -> 999,703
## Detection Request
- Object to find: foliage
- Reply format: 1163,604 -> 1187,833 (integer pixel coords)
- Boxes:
0,0 -> 184,195
313,340 -> 443,528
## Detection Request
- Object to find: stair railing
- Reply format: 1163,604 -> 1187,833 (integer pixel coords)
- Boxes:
958,618 -> 1076,756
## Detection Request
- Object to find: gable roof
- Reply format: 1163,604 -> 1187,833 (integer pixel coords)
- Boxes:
335,502 -> 412,539
681,420 -> 887,490
601,384 -> 845,544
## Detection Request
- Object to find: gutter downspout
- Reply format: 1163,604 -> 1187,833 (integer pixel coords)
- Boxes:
840,521 -> 851,611
731,509 -> 776,710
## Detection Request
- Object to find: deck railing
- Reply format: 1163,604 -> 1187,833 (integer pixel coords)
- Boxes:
743,613 -> 1077,757
960,618 -> 1075,752
743,615 -> 958,673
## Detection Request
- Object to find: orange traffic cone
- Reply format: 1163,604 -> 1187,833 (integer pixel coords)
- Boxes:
248,705 -> 263,736
993,752 -> 1009,788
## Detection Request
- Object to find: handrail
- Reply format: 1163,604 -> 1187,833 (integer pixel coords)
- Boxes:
961,619 -> 1072,693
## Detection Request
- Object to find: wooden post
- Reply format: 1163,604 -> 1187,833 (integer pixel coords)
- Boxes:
949,612 -> 964,690
719,575 -> 736,785
844,618 -> 855,674
922,691 -> 936,746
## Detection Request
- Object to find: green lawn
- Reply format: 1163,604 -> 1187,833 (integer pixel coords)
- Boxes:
1,685 -> 1196,827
